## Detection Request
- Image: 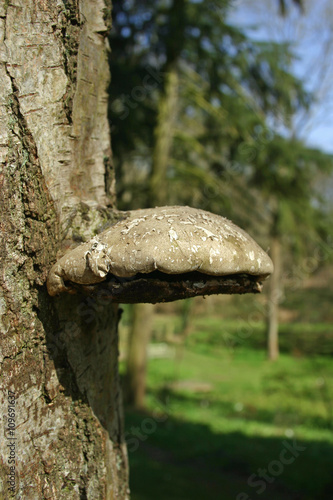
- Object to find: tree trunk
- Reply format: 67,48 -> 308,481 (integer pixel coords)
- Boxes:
267,235 -> 281,361
125,67 -> 179,408
0,1 -> 129,498
125,304 -> 154,409
149,68 -> 179,206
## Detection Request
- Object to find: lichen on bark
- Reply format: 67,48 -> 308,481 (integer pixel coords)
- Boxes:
0,0 -> 129,498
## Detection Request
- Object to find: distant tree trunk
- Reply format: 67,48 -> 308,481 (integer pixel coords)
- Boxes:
0,1 -> 129,498
267,235 -> 282,361
180,298 -> 194,339
149,68 -> 179,206
124,0 -> 185,410
124,64 -> 180,408
125,303 -> 154,408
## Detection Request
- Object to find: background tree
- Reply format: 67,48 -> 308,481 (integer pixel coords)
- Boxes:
252,136 -> 333,359
110,0 -> 312,216
279,0 -> 304,15
125,302 -> 154,408
122,0 -> 186,409
230,0 -> 333,359
0,1 -> 129,497
109,0 -> 320,406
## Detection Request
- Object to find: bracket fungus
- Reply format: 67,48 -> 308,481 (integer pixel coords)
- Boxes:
47,206 -> 273,303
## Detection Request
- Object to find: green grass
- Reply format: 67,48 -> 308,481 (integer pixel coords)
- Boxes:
124,346 -> 333,500
121,285 -> 333,498
149,309 -> 333,356
187,316 -> 333,355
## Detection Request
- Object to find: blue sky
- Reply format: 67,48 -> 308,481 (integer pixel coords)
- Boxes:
228,0 -> 333,154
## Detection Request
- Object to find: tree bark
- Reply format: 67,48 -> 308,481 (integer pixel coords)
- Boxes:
267,235 -> 281,361
0,1 -> 129,498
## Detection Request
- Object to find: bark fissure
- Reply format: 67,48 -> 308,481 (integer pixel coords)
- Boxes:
4,63 -> 58,282
56,3 -> 81,124
5,66 -> 36,146
1,2 -> 8,40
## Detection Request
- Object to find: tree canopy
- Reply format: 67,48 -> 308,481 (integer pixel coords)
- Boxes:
109,1 -> 317,218
109,0 -> 333,362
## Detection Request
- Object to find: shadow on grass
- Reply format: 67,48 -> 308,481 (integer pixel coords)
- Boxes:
154,386 -> 332,431
125,408 -> 333,500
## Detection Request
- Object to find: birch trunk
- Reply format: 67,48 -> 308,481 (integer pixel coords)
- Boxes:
0,1 -> 129,498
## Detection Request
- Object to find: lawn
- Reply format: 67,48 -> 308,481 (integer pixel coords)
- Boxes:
123,342 -> 333,499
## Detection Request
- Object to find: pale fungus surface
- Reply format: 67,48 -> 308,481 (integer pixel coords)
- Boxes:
47,206 -> 273,301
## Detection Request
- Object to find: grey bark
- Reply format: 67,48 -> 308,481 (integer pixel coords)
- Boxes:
0,1 -> 129,498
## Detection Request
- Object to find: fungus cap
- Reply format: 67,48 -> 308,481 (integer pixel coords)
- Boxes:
47,206 -> 273,299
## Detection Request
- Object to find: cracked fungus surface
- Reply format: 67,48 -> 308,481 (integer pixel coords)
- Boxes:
110,206 -> 273,277
47,206 -> 274,296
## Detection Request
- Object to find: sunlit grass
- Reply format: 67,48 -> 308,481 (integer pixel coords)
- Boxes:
125,341 -> 333,499
121,285 -> 333,499
145,347 -> 333,440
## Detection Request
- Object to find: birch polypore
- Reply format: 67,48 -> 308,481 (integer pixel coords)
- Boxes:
47,206 -> 273,302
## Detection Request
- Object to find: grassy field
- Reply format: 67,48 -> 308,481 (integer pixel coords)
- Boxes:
119,283 -> 333,499
121,319 -> 333,499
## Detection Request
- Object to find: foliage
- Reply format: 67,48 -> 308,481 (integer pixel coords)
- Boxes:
109,0 -> 333,244
109,0 -> 314,224
111,0 -> 333,367
279,0 -> 304,16
253,134 -> 333,255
